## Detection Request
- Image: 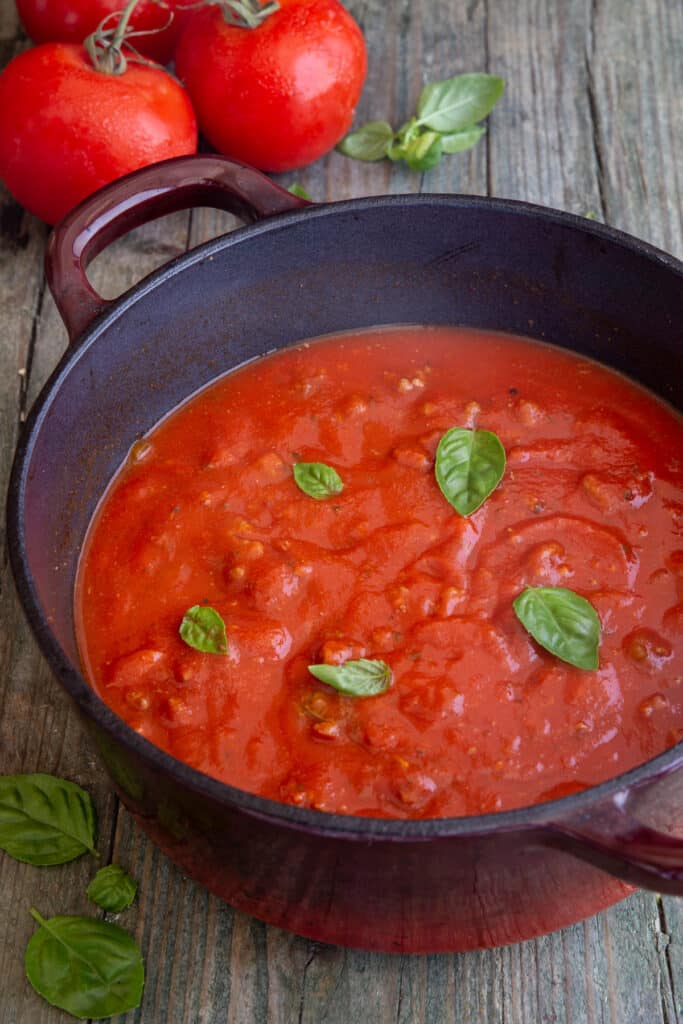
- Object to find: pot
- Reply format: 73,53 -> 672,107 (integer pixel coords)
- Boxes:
7,155 -> 683,953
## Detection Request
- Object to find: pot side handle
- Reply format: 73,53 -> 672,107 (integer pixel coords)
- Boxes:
45,154 -> 311,344
542,764 -> 683,895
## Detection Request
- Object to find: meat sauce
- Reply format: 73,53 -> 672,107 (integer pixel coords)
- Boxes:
75,327 -> 683,818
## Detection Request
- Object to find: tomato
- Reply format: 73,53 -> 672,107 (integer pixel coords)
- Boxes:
15,0 -> 190,65
175,0 -> 367,172
0,43 -> 197,224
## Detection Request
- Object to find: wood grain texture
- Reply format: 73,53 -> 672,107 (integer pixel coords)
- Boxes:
487,0 -> 605,216
0,0 -> 681,1021
586,0 -> 683,257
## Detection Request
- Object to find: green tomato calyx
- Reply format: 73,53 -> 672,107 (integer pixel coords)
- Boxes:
215,0 -> 280,31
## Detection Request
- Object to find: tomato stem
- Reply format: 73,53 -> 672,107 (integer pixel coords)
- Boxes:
110,0 -> 142,52
84,0 -> 171,75
213,0 -> 280,30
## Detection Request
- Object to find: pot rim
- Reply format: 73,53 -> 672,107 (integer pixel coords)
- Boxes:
8,191 -> 683,841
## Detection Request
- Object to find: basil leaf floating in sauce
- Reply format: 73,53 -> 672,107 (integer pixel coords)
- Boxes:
0,773 -> 97,866
513,586 -> 601,670
25,908 -> 144,1020
435,427 -> 506,516
87,864 -> 137,913
293,462 -> 344,500
308,659 -> 392,698
179,605 -> 228,655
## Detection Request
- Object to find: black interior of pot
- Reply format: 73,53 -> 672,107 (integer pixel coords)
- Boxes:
15,197 -> 682,672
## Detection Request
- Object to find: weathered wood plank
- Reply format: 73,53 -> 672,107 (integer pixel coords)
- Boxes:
103,893 -> 670,1024
587,0 -> 683,258
0,0 -> 681,1021
661,896 -> 683,1021
0,0 -> 109,990
599,892 -> 678,1024
412,0 -> 489,199
0,159 -> 191,1024
487,0 -> 604,217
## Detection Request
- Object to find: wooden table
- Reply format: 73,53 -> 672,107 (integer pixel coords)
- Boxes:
1,1 -> 682,1020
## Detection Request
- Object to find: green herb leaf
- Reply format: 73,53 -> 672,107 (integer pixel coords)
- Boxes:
513,586 -> 601,670
179,605 -> 228,655
435,427 -> 506,516
440,124 -> 486,153
387,137 -> 408,161
287,182 -> 312,201
396,117 -> 419,145
339,72 -> 502,173
293,462 -> 344,500
403,130 -> 444,171
25,909 -> 144,1020
0,774 -> 97,865
308,659 -> 392,698
87,864 -> 137,913
337,121 -> 395,161
416,73 -> 504,133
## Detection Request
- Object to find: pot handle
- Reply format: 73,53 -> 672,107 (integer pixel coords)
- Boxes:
542,759 -> 683,894
45,154 -> 311,344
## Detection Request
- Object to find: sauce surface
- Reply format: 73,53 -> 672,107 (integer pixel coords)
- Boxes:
76,327 -> 683,818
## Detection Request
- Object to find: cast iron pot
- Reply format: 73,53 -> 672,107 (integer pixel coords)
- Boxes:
8,155 -> 683,953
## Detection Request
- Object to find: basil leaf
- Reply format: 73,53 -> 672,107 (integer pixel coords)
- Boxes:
308,659 -> 392,698
179,605 -> 228,655
25,908 -> 144,1020
337,121 -> 395,161
338,73 -> 499,172
416,73 -> 504,132
513,587 -> 601,670
287,182 -> 312,200
387,137 -> 408,161
435,427 -> 506,516
440,124 -> 486,153
403,130 -> 444,171
87,864 -> 137,913
0,774 -> 97,865
396,117 -> 419,145
293,462 -> 344,500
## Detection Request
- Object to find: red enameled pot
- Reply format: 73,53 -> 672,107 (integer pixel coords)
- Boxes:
7,155 -> 683,953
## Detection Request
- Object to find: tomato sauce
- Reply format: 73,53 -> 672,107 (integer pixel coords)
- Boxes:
75,327 -> 683,818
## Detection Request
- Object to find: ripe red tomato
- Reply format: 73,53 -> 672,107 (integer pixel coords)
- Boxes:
0,43 -> 197,224
175,0 -> 367,172
15,0 -> 190,65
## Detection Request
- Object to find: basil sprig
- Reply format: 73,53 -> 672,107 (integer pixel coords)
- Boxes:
0,774 -> 97,865
179,605 -> 228,655
435,427 -> 506,516
293,462 -> 344,500
87,864 -> 137,913
25,909 -> 144,1020
513,587 -> 601,670
308,659 -> 392,698
338,73 -> 504,171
